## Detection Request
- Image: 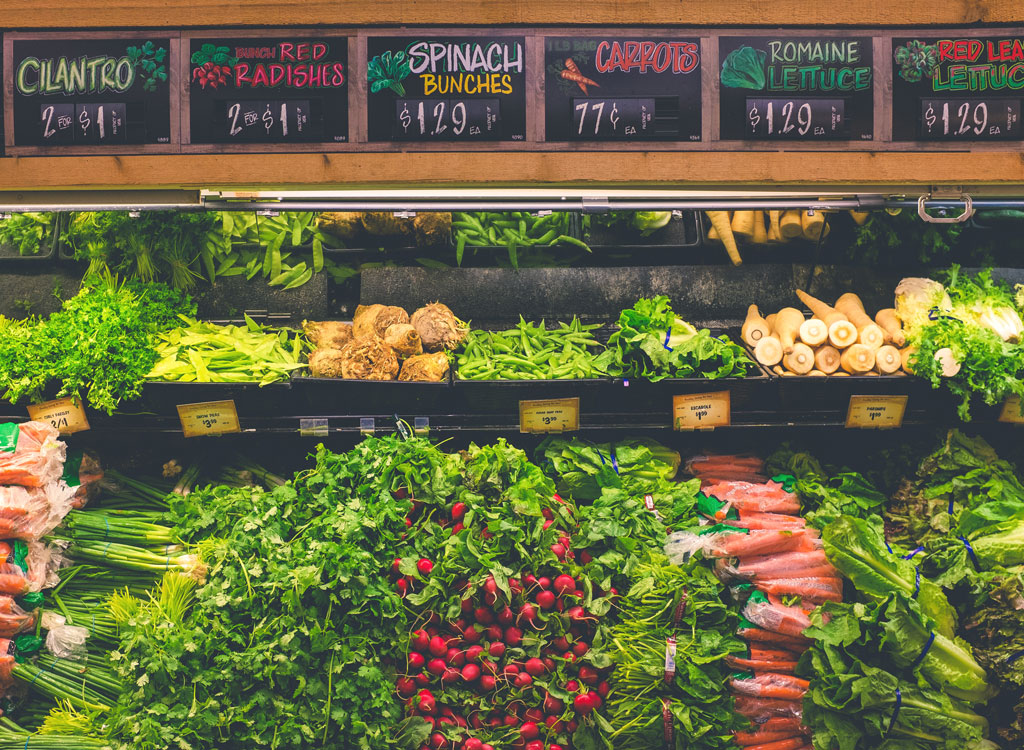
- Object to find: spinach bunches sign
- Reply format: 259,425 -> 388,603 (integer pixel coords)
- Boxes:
10,37 -> 172,147
366,35 -> 527,142
544,36 -> 702,142
718,36 -> 874,141
187,35 -> 349,144
892,36 -> 1024,141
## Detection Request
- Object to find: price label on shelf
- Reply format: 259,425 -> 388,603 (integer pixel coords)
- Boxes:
998,394 -> 1024,424
299,418 -> 329,437
519,398 -> 580,434
845,395 -> 907,429
27,398 -> 90,435
177,400 -> 240,438
673,391 -> 730,431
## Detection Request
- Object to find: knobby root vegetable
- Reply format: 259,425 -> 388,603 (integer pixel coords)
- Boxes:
411,302 -> 469,352
833,293 -> 885,349
828,320 -> 858,349
794,289 -> 848,328
338,336 -> 400,380
765,313 -> 778,332
742,305 -> 771,346
303,320 -> 353,350
874,308 -> 906,347
779,211 -> 803,239
934,347 -> 961,377
755,336 -> 784,367
308,348 -> 346,378
732,211 -> 756,242
398,352 -> 450,382
772,365 -> 785,376
707,211 -> 742,265
814,346 -> 841,374
752,211 -> 768,245
798,318 -> 827,347
353,304 -> 410,339
774,308 -> 805,355
875,345 -> 901,374
801,210 -> 825,241
840,343 -> 876,374
768,211 -> 782,243
383,323 -> 423,359
783,343 -> 814,374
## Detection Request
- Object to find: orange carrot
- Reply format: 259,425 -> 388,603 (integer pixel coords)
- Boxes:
729,673 -> 809,700
742,738 -> 805,750
734,731 -> 802,747
726,656 -> 800,674
733,696 -> 803,720
736,626 -> 810,649
560,67 -> 599,89
748,718 -> 805,734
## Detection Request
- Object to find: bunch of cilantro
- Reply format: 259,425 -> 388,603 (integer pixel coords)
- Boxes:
0,278 -> 193,413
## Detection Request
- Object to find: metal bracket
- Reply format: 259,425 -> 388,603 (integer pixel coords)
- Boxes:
581,196 -> 611,214
918,190 -> 974,224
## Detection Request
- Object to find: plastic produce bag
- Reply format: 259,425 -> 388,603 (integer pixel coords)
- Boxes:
66,451 -> 103,510
0,638 -> 13,689
729,672 -> 810,700
733,695 -> 803,721
42,613 -> 89,661
0,484 -> 75,540
0,421 -> 66,488
701,480 -> 801,515
666,525 -> 812,564
0,597 -> 37,636
742,590 -> 814,638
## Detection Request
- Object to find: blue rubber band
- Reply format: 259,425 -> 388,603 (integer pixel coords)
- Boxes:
610,445 -> 619,475
24,737 -> 28,750
902,547 -> 924,560
663,330 -> 672,351
885,540 -> 894,554
886,688 -> 902,735
959,536 -> 979,568
913,567 -> 921,599
597,450 -> 606,466
1004,650 -> 1024,665
104,516 -> 110,538
910,632 -> 936,671
948,495 -> 955,516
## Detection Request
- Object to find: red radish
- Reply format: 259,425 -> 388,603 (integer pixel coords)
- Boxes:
427,626 -> 440,637
397,579 -> 409,596
405,517 -> 412,528
565,680 -> 579,692
566,720 -> 578,732
553,575 -> 576,596
573,642 -> 589,657
502,715 -> 518,727
451,523 -> 464,535
579,550 -> 593,565
429,732 -> 447,749
537,577 -> 552,590
525,708 -> 544,723
503,664 -> 520,676
485,625 -> 503,642
441,668 -> 460,685
550,745 -> 566,750
461,597 -> 474,614
414,672 -> 430,687
566,606 -> 590,624
545,716 -> 565,733
536,590 -> 556,610
488,642 -> 506,658
429,636 -> 449,657
417,690 -> 437,714
597,680 -> 609,697
488,715 -> 502,728
555,598 -> 566,613
578,665 -> 598,685
427,658 -> 447,676
447,648 -> 466,667
482,744 -> 494,750
514,672 -> 533,688
474,607 -> 494,625
470,713 -> 483,729
525,742 -> 544,750
393,487 -> 409,499
408,652 -> 426,670
392,558 -> 402,575
519,603 -> 540,628
483,576 -> 498,595
520,722 -> 540,740
553,493 -> 565,504
591,693 -> 603,709
479,674 -> 496,691
504,627 -> 523,646
397,677 -> 416,697
558,535 -> 572,548
483,591 -> 497,606
480,659 -> 498,675
553,636 -> 570,652
524,573 -> 537,586
454,716 -> 467,729
543,519 -> 554,530
461,663 -> 481,682
550,543 -> 567,560
573,692 -> 597,715
525,658 -> 546,676
463,625 -> 482,644
497,606 -> 515,626
464,739 -> 483,750
480,529 -> 493,540
509,578 -> 523,594
543,693 -> 564,714
451,502 -> 467,521
417,559 -> 434,576
465,645 -> 484,663
452,618 -> 467,634
543,657 -> 557,672
542,508 -> 554,520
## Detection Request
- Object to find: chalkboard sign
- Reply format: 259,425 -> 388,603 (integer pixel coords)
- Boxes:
10,37 -> 172,147
187,36 -> 348,144
719,36 -> 874,141
544,36 -> 701,142
366,36 -> 527,142
892,37 -> 1024,141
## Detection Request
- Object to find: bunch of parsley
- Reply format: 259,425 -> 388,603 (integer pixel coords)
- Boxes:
0,278 -> 193,413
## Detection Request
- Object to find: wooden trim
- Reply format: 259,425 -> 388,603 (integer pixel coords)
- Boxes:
3,1 -> 1024,29
1,151 -> 1023,191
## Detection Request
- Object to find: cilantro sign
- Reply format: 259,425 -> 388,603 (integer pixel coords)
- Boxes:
8,36 -> 173,148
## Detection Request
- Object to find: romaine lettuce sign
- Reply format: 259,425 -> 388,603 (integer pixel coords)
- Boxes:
10,37 -> 172,147
718,36 -> 874,141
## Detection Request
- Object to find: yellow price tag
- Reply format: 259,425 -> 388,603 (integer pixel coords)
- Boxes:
519,398 -> 579,434
27,398 -> 90,435
673,391 -> 731,431
998,395 -> 1024,424
177,400 -> 241,438
845,395 -> 907,429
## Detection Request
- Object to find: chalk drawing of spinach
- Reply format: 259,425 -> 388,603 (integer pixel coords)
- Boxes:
368,50 -> 411,96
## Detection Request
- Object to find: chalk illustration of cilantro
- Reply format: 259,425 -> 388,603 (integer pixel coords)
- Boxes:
126,41 -> 168,92
547,52 -> 590,96
894,40 -> 939,83
367,50 -> 411,96
720,45 -> 767,90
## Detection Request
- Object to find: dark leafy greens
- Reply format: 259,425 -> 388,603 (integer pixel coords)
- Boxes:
720,46 -> 767,90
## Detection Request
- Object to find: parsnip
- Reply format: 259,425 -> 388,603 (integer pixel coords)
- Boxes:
834,293 -> 885,349
706,211 -> 741,265
731,211 -> 756,241
755,335 -> 784,367
772,365 -> 785,376
752,211 -> 768,245
934,347 -> 961,377
765,313 -> 777,332
901,346 -> 916,374
768,211 -> 782,242
807,369 -> 827,377
798,318 -> 828,346
850,210 -> 870,226
840,343 -> 876,374
742,304 -> 771,346
794,289 -> 849,328
814,345 -> 841,374
801,210 -> 825,241
875,345 -> 901,374
783,343 -> 815,374
780,210 -> 803,239
828,320 -> 859,349
875,308 -> 906,347
774,307 -> 805,355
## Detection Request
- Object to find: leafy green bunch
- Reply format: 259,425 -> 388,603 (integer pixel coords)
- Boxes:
0,212 -> 53,256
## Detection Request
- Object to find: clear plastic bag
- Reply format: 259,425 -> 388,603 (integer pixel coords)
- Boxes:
742,591 -> 814,638
0,483 -> 76,540
0,421 -> 65,488
0,597 -> 37,636
42,614 -> 89,661
69,452 -> 104,510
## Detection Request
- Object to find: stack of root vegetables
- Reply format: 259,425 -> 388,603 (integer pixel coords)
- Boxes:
704,209 -> 868,267
742,290 -> 909,377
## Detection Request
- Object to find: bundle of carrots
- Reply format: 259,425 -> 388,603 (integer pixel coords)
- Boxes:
670,453 -> 845,749
743,290 -> 910,377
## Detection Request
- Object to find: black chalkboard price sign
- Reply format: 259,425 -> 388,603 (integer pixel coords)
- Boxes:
544,37 -> 701,142
892,37 -> 1024,141
719,36 -> 874,141
9,36 -> 172,148
187,36 -> 348,144
366,36 -> 527,142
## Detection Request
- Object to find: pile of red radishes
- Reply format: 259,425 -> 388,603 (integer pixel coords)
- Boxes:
396,565 -> 611,750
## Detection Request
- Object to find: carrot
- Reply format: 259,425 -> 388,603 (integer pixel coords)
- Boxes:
742,304 -> 771,346
875,308 -> 906,347
559,67 -> 599,90
747,718 -> 805,734
734,732 -> 803,747
726,656 -> 800,673
737,626 -> 811,649
774,308 -> 804,355
707,211 -> 742,265
0,575 -> 29,597
733,696 -> 803,720
750,646 -> 804,662
741,738 -> 806,750
729,673 -> 809,700
757,577 -> 844,602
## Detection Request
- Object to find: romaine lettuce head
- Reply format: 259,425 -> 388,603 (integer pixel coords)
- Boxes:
721,46 -> 767,90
